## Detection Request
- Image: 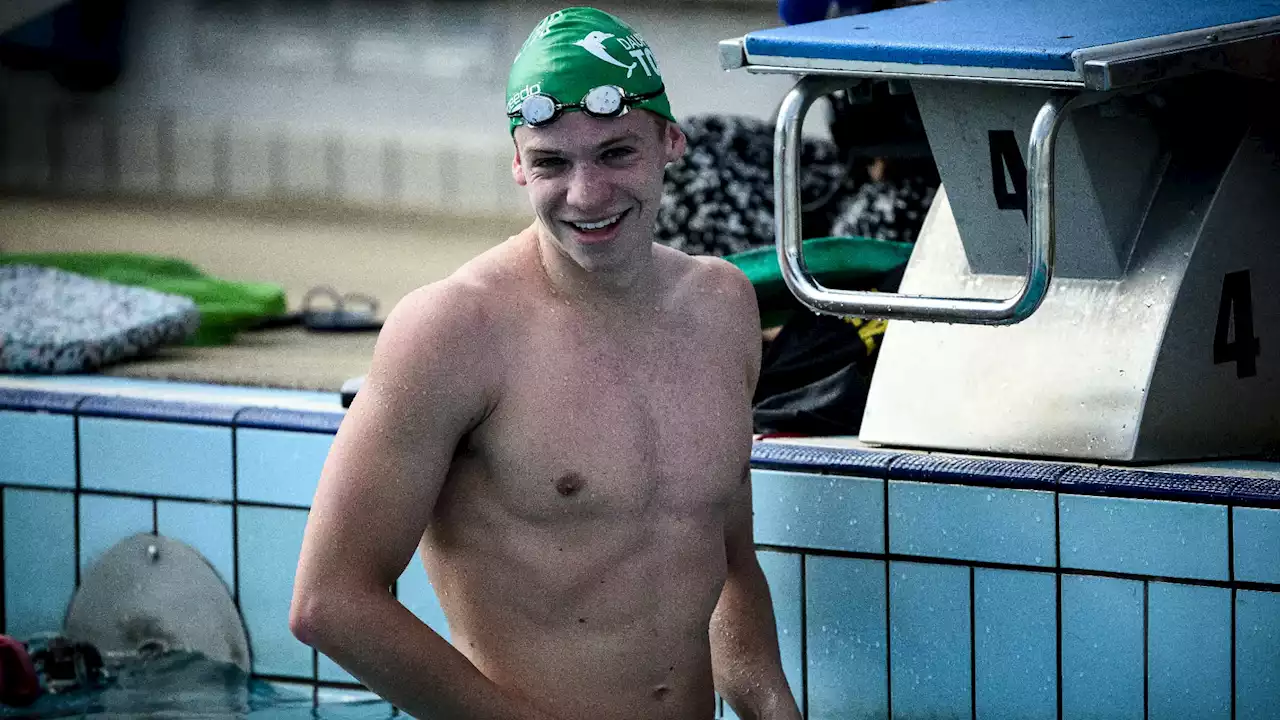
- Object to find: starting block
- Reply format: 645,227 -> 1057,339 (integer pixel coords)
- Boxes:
721,0 -> 1280,462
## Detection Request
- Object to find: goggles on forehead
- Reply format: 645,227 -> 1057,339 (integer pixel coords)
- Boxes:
508,84 -> 666,128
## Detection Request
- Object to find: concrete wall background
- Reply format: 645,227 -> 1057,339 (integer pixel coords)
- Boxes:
1,0 -> 821,217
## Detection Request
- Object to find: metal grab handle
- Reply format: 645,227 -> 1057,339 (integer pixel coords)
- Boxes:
774,76 -> 1075,325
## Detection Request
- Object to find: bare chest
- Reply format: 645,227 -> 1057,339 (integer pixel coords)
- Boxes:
473,316 -> 751,521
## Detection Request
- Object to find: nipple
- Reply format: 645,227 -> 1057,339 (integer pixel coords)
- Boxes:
555,473 -> 582,497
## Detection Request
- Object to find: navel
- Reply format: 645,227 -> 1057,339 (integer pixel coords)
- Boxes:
555,472 -> 583,497
652,684 -> 671,700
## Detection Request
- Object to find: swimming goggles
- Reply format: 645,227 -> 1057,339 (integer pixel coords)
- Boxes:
508,84 -> 666,128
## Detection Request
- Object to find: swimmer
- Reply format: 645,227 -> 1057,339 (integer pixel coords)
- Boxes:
290,8 -> 801,720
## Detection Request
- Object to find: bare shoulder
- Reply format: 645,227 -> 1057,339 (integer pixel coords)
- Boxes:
378,235 -> 530,359
375,271 -> 496,374
361,238 -> 530,424
656,245 -> 759,331
654,245 -> 762,384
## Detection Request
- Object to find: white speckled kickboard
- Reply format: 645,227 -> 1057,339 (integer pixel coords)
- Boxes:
0,264 -> 199,374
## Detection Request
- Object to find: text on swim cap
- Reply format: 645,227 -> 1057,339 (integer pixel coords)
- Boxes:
507,83 -> 542,113
616,34 -> 661,77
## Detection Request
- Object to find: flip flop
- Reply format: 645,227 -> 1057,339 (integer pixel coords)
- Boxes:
301,286 -> 384,333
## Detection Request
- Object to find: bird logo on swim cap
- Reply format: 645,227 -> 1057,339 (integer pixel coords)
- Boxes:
506,7 -> 675,134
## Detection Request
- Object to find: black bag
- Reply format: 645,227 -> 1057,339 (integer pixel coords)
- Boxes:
752,266 -> 904,436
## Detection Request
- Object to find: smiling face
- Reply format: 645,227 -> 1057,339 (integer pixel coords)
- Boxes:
512,109 -> 686,277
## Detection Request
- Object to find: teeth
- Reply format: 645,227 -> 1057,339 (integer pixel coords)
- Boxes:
571,212 -> 623,231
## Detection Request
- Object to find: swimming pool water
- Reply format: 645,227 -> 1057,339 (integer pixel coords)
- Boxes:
2,651 -> 396,719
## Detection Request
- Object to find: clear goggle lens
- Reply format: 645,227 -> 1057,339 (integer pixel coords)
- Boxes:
510,84 -> 662,128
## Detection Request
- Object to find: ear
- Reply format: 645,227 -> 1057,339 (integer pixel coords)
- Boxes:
511,146 -> 528,187
662,120 -> 687,164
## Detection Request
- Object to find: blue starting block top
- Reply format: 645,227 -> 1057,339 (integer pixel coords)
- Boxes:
737,0 -> 1280,84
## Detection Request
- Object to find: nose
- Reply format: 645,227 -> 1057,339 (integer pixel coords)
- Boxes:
564,162 -> 611,212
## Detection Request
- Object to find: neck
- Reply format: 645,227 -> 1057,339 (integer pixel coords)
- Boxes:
530,223 -> 659,306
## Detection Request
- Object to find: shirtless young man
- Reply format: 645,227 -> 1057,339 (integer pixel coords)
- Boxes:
290,9 -> 801,720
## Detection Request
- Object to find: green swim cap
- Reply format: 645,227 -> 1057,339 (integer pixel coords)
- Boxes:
507,7 -> 675,135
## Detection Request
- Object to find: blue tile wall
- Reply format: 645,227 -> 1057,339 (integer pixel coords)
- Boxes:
724,550 -> 804,720
4,388 -> 1280,708
806,556 -> 887,720
4,489 -> 76,639
156,500 -> 235,596
1236,590 -> 1280,720
1059,494 -> 1229,580
397,550 -> 451,642
238,505 -> 313,678
1061,575 -> 1144,720
0,409 -> 76,488
751,470 -> 883,553
79,494 -> 154,574
80,417 -> 233,500
972,568 -> 1056,720
889,481 -> 1054,566
888,561 -> 971,720
236,428 -> 334,507
1147,582 -> 1231,720
1234,507 -> 1280,584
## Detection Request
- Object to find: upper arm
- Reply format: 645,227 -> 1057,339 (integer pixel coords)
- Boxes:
723,463 -> 756,567
696,256 -> 762,398
694,258 -> 762,562
295,281 -> 499,594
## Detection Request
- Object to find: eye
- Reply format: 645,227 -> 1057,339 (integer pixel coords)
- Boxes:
531,156 -> 565,170
602,146 -> 635,162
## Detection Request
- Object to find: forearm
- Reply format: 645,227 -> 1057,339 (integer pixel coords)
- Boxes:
709,558 -> 801,720
292,587 -> 557,720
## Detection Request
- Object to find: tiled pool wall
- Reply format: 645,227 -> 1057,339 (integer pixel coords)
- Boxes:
2,383 -> 1279,720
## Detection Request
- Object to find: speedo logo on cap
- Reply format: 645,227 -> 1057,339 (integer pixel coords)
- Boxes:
507,83 -> 542,114
573,31 -> 660,78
